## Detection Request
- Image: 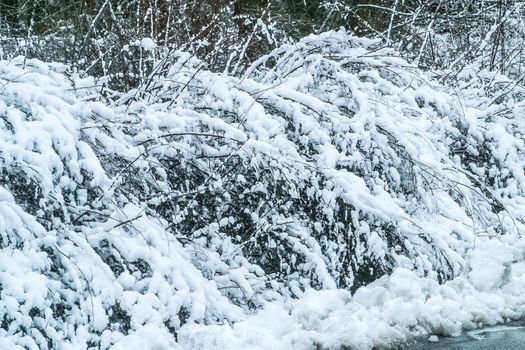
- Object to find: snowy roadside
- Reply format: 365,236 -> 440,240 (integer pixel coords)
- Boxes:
178,236 -> 525,350
3,31 -> 525,349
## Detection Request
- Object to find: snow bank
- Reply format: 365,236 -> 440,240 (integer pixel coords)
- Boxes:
180,236 -> 525,350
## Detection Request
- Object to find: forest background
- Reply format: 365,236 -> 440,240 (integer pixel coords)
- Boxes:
0,0 -> 518,90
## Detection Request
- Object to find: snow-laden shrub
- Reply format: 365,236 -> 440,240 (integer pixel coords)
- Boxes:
0,30 -> 524,348
125,30 -> 519,295
0,58 -> 242,349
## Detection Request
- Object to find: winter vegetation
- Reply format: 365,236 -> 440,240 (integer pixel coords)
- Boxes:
1,0 -> 525,349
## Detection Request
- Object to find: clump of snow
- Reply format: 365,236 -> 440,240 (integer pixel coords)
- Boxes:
468,239 -> 514,291
140,38 -> 157,51
428,335 -> 439,342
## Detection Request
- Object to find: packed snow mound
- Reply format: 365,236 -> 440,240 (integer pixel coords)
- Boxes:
180,236 -> 525,350
0,29 -> 524,348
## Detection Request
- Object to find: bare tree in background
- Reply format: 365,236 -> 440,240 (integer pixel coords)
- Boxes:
1,0 -> 524,88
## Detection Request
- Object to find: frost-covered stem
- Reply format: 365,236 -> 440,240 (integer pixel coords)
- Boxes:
386,0 -> 398,44
97,42 -> 107,77
319,7 -> 335,33
164,1 -> 173,46
139,48 -> 144,87
229,3 -> 271,76
448,2 -> 517,75
405,4 -> 424,45
136,132 -> 245,146
24,8 -> 35,58
414,0 -> 441,67
135,0 -> 142,37
78,0 -> 110,62
490,0 -> 508,73
150,1 -> 156,41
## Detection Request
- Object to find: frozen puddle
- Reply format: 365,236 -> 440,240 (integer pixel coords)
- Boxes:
409,324 -> 525,349
468,325 -> 525,340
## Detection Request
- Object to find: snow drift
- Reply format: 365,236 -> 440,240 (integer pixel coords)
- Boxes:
0,30 -> 525,349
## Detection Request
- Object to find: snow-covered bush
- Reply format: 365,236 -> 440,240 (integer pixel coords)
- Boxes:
0,58 -> 243,349
1,30 -> 525,348
128,31 -> 520,292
